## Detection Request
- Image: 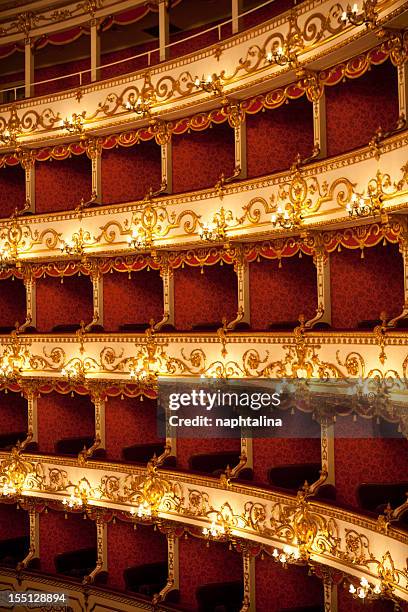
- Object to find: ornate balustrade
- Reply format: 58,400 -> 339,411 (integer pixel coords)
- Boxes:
0,131 -> 406,261
0,0 -> 406,145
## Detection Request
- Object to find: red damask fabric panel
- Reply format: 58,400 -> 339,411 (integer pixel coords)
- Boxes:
107,522 -> 167,590
242,0 -> 296,28
34,56 -> 91,96
102,270 -> 164,331
246,96 -> 314,178
0,390 -> 27,435
101,142 -> 162,204
256,562 -> 323,611
174,264 -> 237,330
39,511 -> 96,574
37,393 -> 95,455
176,438 -> 241,470
104,397 -> 161,461
330,243 -> 404,329
35,155 -> 92,213
326,60 -> 399,157
249,256 -> 317,329
172,122 -> 235,193
100,41 -> 159,80
0,278 -> 26,329
35,274 -> 93,332
334,434 -> 408,507
169,19 -> 229,59
178,538 -> 242,609
0,504 -> 29,539
252,438 -> 321,483
0,164 -> 25,218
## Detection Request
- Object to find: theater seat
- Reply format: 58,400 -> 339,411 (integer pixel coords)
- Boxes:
196,581 -> 244,612
268,321 -> 299,331
357,482 -> 408,516
54,437 -> 105,458
0,431 -> 27,450
189,452 -> 253,480
0,536 -> 29,567
191,321 -> 224,332
54,547 -> 107,582
51,324 -> 82,333
119,323 -> 151,332
268,464 -> 335,500
123,561 -> 168,597
122,443 -> 176,467
356,319 -> 381,330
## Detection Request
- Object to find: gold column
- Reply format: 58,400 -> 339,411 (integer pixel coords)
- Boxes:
159,0 -> 170,62
161,140 -> 172,193
389,222 -> 408,326
241,548 -> 256,611
18,149 -> 35,213
397,59 -> 408,123
321,419 -> 335,487
154,253 -> 174,331
92,386 -> 106,450
313,94 -> 327,158
306,235 -> 331,329
24,39 -> 34,99
85,261 -> 103,331
22,264 -> 36,330
231,0 -> 244,34
86,138 -> 102,204
24,384 -> 38,444
228,245 -> 250,330
154,528 -> 179,603
90,20 -> 101,83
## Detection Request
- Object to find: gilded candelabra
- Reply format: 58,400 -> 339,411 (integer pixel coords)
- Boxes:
271,156 -> 308,230
346,170 -> 391,218
0,446 -> 34,498
62,112 -> 87,137
194,74 -> 226,101
348,577 -> 384,601
125,73 -> 157,119
0,107 -> 21,148
199,207 -> 234,242
60,227 -> 92,258
266,10 -> 304,70
127,225 -> 153,251
341,0 -> 378,27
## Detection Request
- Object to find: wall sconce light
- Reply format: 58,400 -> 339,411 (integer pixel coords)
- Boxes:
341,0 -> 378,27
202,520 -> 226,539
130,500 -> 153,519
60,228 -> 92,258
348,577 -> 383,601
125,93 -> 155,120
127,225 -> 153,251
194,74 -> 225,100
62,112 -> 87,137
266,44 -> 299,69
272,544 -> 302,567
0,447 -> 34,498
199,207 -> 234,242
0,108 -> 22,148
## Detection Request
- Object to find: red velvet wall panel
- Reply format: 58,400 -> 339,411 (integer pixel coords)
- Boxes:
242,0 -> 295,28
330,243 -> 404,329
37,393 -> 94,454
107,522 -> 167,590
246,97 -> 314,178
0,278 -> 26,329
36,274 -> 93,332
0,164 -> 25,218
100,42 -> 159,80
103,269 -> 163,331
0,504 -> 28,539
249,256 -> 317,329
174,264 -> 237,330
177,438 -> 241,470
256,561 -> 323,611
169,20 -> 230,59
35,155 -> 92,213
39,511 -> 96,574
0,69 -> 25,89
172,123 -> 235,193
334,426 -> 408,507
178,538 -> 242,608
101,142 -> 162,205
105,397 -> 161,461
0,390 -> 27,435
34,57 -> 91,97
326,61 -> 399,157
252,438 -> 321,483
